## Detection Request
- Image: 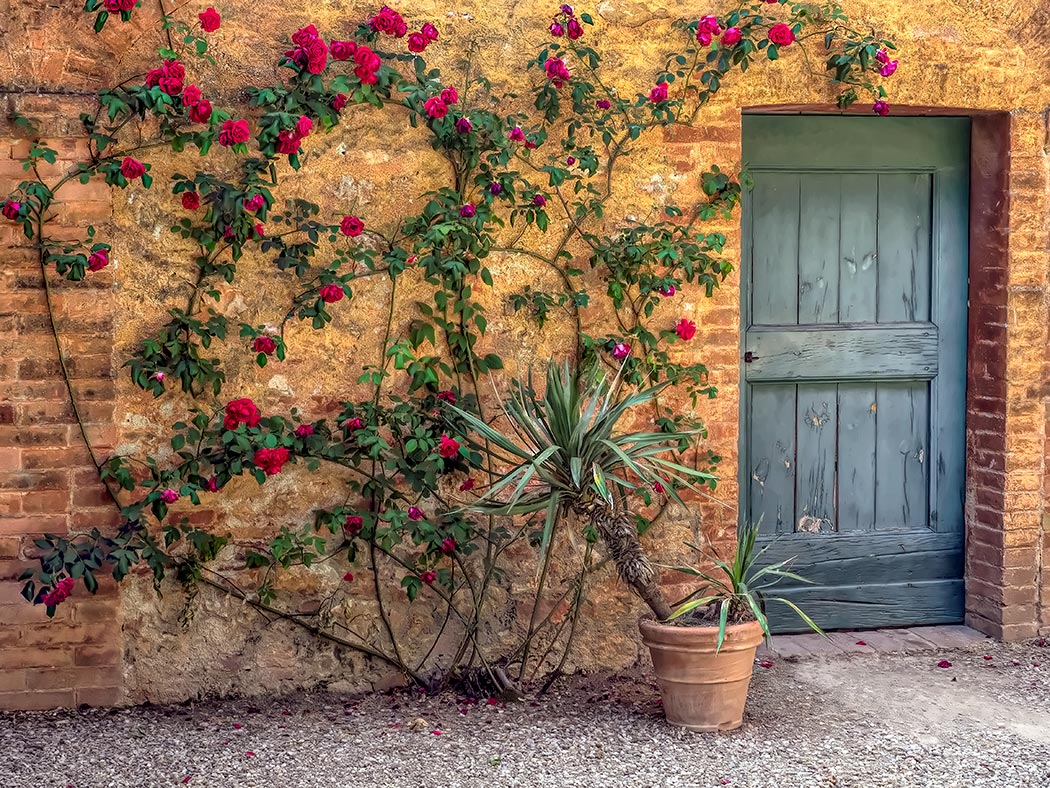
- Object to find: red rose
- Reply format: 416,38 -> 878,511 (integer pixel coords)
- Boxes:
330,41 -> 355,60
189,99 -> 212,123
295,115 -> 313,138
219,118 -> 250,147
345,417 -> 364,430
408,32 -> 428,53
436,390 -> 456,403
332,93 -> 349,111
252,336 -> 277,355
287,25 -> 329,74
224,398 -> 262,430
344,515 -> 363,534
41,577 -> 75,608
509,126 -> 525,141
252,222 -> 264,238
408,506 -> 424,521
675,318 -> 696,341
2,201 -> 22,220
198,7 -> 221,32
650,82 -> 669,103
459,478 -> 474,492
340,215 -> 364,237
343,571 -> 354,582
722,27 -> 742,46
424,97 -> 448,119
420,570 -> 437,585
182,84 -> 202,106
438,434 -> 460,459
158,75 -> 183,96
873,100 -> 890,116
104,0 -> 136,9
253,446 -> 290,476
294,424 -> 314,438
768,23 -> 795,47
146,60 -> 184,95
440,538 -> 456,556
544,57 -> 570,87
276,129 -> 302,156
371,6 -> 407,37
319,284 -> 344,303
440,86 -> 458,105
87,248 -> 110,272
421,23 -> 438,41
120,157 -> 146,180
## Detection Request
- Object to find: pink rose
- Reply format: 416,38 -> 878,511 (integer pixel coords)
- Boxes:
880,60 -> 898,78
440,86 -> 459,104
330,41 -> 356,61
319,284 -> 344,303
675,318 -> 696,340
698,15 -> 722,36
532,194 -> 547,207
438,434 -> 460,459
420,570 -> 437,584
436,389 -> 456,403
424,97 -> 448,119
612,343 -> 631,360
160,488 -> 180,504
652,480 -> 665,494
421,22 -> 439,41
345,417 -> 364,430
198,7 -> 221,32
408,506 -> 424,521
1,201 -> 21,220
544,57 -> 570,87
455,116 -> 472,133
876,48 -> 890,64
649,82 -> 669,103
873,100 -> 890,116
120,157 -> 146,180
550,22 -> 564,37
768,23 -> 795,47
596,99 -> 611,110
408,32 -> 428,53
459,204 -> 475,218
722,27 -> 742,46
509,126 -> 525,141
440,538 -> 457,556
252,336 -> 277,355
87,248 -> 110,272
566,18 -> 583,39
224,398 -> 262,430
340,215 -> 364,237
189,99 -> 212,123
243,194 -> 265,212
295,424 -> 314,438
296,115 -> 313,138
658,284 -> 676,297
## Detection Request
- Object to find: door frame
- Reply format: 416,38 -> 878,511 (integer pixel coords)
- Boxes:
734,108 -> 1014,636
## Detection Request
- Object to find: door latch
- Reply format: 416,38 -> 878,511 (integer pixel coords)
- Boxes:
744,351 -> 759,363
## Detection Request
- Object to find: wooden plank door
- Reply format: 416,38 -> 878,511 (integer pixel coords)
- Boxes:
740,116 -> 970,631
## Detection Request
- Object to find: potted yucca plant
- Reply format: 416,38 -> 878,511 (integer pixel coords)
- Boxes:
454,363 -> 820,731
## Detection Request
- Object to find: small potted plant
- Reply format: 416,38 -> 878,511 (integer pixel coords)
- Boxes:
455,364 -> 820,731
640,523 -> 821,731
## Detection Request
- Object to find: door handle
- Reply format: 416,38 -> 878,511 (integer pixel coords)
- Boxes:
744,351 -> 759,363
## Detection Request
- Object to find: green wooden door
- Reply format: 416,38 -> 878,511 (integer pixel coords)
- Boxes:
740,116 -> 969,631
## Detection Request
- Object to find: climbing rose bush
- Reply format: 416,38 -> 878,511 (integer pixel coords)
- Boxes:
8,2 -> 894,688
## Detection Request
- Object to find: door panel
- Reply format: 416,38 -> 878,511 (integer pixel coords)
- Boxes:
741,116 -> 969,631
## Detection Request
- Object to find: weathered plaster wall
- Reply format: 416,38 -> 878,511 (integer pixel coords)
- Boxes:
2,0 -> 1050,708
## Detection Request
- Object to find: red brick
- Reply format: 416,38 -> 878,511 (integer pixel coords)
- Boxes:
76,685 -> 120,707
27,666 -> 119,691
0,646 -> 75,668
74,644 -> 121,667
0,690 -> 75,710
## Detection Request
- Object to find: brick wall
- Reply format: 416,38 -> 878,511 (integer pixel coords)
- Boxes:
0,116 -> 124,710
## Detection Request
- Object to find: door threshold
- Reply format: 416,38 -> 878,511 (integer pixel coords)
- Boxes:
758,624 -> 989,660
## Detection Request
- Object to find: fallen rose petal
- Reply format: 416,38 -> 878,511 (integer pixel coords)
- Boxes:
855,640 -> 867,646
182,778 -> 192,785
233,723 -> 243,729
486,698 -> 499,705
245,751 -> 255,757
937,659 -> 953,668
760,660 -> 773,669
432,729 -> 442,735
1034,662 -> 1043,667
983,655 -> 992,660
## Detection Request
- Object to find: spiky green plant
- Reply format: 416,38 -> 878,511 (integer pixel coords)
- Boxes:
668,522 -> 823,647
451,363 -> 716,621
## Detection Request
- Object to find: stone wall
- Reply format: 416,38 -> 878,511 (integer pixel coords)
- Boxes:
1,0 -> 1049,709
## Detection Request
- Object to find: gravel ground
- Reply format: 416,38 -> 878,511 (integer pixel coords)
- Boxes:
2,639 -> 1049,788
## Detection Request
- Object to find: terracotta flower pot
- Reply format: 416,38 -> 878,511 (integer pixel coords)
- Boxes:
639,617 -> 764,732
